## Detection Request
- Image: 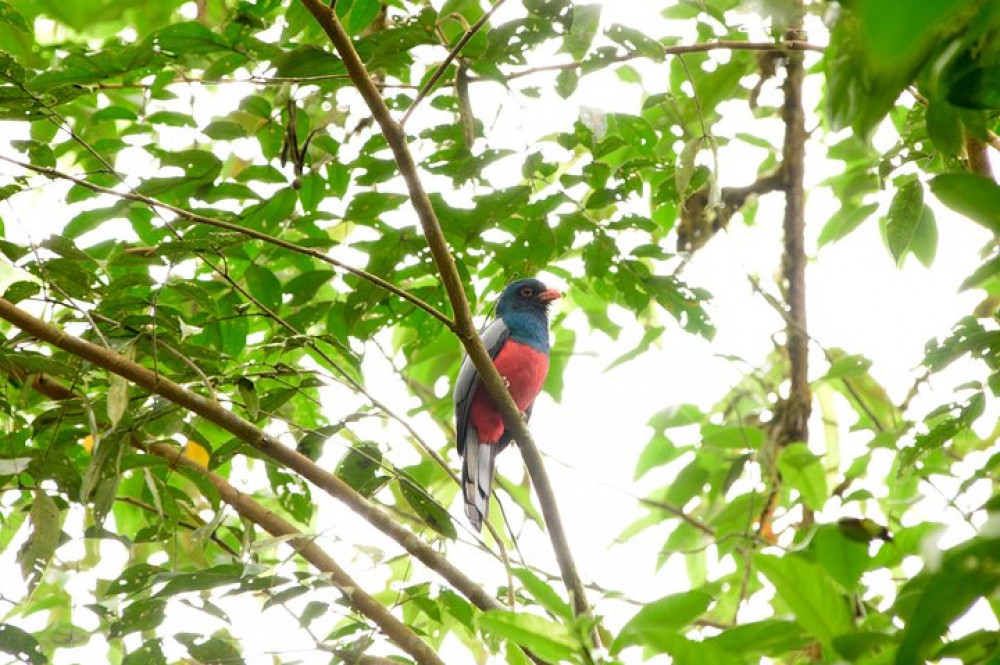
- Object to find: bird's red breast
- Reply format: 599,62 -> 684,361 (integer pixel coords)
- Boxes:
469,340 -> 550,445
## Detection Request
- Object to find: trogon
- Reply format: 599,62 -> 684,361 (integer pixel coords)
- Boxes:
453,278 -> 561,530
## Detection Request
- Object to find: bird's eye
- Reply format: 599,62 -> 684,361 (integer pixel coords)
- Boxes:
519,286 -> 533,298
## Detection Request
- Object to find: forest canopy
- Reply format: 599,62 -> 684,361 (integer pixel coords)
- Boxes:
0,1 -> 999,664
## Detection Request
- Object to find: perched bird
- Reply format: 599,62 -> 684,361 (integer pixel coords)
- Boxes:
453,278 -> 561,530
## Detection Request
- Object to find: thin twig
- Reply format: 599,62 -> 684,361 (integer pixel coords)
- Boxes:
114,495 -> 239,558
746,276 -> 885,433
399,0 -> 508,126
479,40 -> 823,83
0,155 -> 454,330
80,42 -> 824,92
146,441 -> 445,665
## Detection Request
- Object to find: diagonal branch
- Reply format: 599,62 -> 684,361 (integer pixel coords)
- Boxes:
0,296 -> 503,617
145,442 -> 444,665
297,0 -> 597,649
0,154 -> 453,330
399,0 -> 508,127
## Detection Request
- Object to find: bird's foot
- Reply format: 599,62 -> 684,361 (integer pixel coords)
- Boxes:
519,410 -> 528,421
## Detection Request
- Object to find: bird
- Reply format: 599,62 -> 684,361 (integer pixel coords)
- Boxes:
453,278 -> 561,530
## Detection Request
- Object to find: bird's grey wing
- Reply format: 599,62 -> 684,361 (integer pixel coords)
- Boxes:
453,318 -> 509,455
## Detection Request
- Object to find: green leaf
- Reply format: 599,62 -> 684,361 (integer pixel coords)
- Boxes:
634,433 -> 681,480
12,139 -> 54,168
297,172 -> 326,212
613,590 -> 713,653
285,270 -> 334,306
754,554 -> 853,645
154,22 -> 230,55
563,4 -> 601,60
146,111 -> 196,127
108,371 -> 129,427
910,204 -> 938,267
477,610 -> 581,662
110,599 -> 167,638
511,568 -> 572,620
0,624 -> 45,665
175,633 -> 244,665
336,443 -> 389,498
103,563 -> 165,596
930,173 -> 1000,234
896,553 -> 1000,663
203,120 -> 246,140
17,489 -> 61,592
92,106 -> 138,122
3,281 -> 39,304
273,45 -> 345,78
242,187 -> 297,230
649,403 -> 703,430
399,474 -> 456,539
345,192 -> 407,222
933,629 -> 1000,663
123,640 -> 166,665
949,65 -> 1000,109
880,179 -> 924,264
701,424 -> 764,450
543,327 -> 574,401
812,525 -> 869,591
0,182 -> 21,203
605,23 -> 664,59
833,632 -> 895,660
244,264 -> 282,313
665,461 -> 709,506
154,566 -> 245,598
705,621 -> 811,657
961,253 -> 1000,291
823,353 -> 872,380
555,69 -> 578,98
925,99 -> 965,156
347,0 -> 380,34
825,0 -> 980,134
777,443 -> 827,510
0,2 -> 28,32
644,275 -> 714,338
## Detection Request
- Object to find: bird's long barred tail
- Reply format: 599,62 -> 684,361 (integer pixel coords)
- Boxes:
461,431 -> 498,531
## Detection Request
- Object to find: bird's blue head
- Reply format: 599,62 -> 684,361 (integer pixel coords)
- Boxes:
495,278 -> 561,352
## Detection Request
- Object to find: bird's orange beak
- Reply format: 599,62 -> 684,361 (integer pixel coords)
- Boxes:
538,288 -> 562,303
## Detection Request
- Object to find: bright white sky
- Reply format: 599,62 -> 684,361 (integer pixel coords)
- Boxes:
0,1 -> 997,663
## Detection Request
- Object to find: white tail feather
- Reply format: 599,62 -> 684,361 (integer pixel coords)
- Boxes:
462,430 -> 498,531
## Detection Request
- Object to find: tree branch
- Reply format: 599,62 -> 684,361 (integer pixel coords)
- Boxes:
297,0 -> 596,647
144,442 -> 444,665
777,16 -> 811,447
480,40 -> 823,83
0,155 -> 453,330
0,297 -> 503,617
399,0 -> 507,126
966,136 -> 995,180
678,167 -> 787,251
